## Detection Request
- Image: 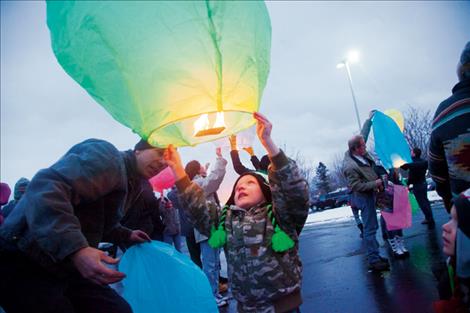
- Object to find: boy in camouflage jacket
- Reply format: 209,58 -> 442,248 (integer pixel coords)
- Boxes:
164,113 -> 310,313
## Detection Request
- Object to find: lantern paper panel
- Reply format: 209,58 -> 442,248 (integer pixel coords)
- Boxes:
372,111 -> 411,169
47,1 -> 271,147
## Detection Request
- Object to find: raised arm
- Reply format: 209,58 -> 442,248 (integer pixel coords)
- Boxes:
195,147 -> 227,195
254,112 -> 310,236
229,135 -> 252,175
164,145 -> 214,237
242,146 -> 261,170
361,110 -> 376,143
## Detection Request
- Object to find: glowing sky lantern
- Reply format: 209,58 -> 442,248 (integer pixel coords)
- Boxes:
372,111 -> 411,169
46,1 -> 271,147
384,109 -> 405,132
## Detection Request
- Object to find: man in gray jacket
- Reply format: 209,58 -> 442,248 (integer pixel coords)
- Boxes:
344,113 -> 389,272
0,138 -> 166,313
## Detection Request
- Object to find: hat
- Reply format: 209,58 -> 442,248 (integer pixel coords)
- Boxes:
455,189 -> 470,238
460,41 -> 470,66
14,177 -> 30,200
225,171 -> 272,206
454,188 -> 470,278
134,139 -> 157,151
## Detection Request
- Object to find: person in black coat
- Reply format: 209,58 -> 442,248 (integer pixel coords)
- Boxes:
401,147 -> 435,228
229,134 -> 270,175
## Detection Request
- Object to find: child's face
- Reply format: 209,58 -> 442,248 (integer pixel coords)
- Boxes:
234,175 -> 266,209
442,206 -> 458,257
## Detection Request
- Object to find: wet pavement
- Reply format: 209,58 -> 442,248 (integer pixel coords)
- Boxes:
220,202 -> 449,313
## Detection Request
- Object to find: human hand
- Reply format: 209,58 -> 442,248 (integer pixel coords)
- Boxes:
71,247 -> 125,285
216,147 -> 222,158
254,112 -> 272,143
254,112 -> 280,157
229,135 -> 237,150
242,146 -> 255,156
164,145 -> 186,180
129,230 -> 151,243
375,178 -> 383,189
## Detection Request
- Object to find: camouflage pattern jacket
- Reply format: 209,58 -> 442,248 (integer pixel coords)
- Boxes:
176,151 -> 310,312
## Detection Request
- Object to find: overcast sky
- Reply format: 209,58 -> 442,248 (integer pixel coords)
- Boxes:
1,1 -> 469,201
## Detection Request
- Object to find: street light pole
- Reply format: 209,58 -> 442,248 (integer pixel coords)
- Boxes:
344,61 -> 362,132
337,50 -> 362,133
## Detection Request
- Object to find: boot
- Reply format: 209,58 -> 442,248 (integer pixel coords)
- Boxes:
395,236 -> 409,257
357,223 -> 364,238
387,237 -> 404,258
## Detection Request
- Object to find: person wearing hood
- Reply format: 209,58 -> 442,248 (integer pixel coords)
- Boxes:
165,112 -> 310,313
1,177 -> 30,219
429,41 -> 470,212
0,138 -> 167,313
435,188 -> 470,312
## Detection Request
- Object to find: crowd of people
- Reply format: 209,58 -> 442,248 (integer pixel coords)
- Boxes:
0,42 -> 469,313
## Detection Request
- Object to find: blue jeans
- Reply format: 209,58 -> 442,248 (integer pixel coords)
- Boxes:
163,234 -> 182,252
200,240 -> 220,296
351,206 -> 362,226
355,193 -> 381,264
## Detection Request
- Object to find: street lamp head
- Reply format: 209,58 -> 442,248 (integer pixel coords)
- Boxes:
336,62 -> 345,69
347,50 -> 360,63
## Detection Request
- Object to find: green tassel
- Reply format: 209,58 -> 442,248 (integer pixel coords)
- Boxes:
271,225 -> 295,252
208,225 -> 227,248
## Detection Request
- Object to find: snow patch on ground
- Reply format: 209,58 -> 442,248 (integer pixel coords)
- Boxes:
305,206 -> 355,226
304,191 -> 442,227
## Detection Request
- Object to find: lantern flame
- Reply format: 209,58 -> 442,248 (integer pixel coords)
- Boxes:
213,112 -> 226,128
391,154 -> 406,168
193,113 -> 210,136
194,112 -> 226,137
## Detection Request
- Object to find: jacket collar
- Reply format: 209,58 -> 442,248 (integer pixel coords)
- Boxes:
122,150 -> 145,195
349,151 -> 374,167
452,78 -> 470,94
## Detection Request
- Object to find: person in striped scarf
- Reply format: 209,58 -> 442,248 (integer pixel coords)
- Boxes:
429,41 -> 470,212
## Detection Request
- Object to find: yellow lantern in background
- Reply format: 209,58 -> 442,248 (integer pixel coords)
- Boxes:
384,109 -> 405,132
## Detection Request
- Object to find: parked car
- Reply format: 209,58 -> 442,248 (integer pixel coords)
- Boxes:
312,188 -> 350,211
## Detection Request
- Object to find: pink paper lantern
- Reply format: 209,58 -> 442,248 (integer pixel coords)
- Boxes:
149,167 -> 175,193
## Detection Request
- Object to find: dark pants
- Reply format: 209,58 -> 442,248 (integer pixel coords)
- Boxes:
0,251 -> 132,313
185,230 -> 202,268
413,182 -> 434,223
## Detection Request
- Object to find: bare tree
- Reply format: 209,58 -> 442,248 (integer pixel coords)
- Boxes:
282,146 -> 317,197
403,106 -> 433,155
330,153 -> 349,189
